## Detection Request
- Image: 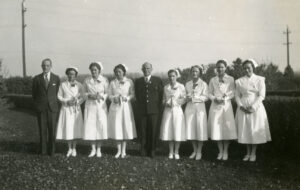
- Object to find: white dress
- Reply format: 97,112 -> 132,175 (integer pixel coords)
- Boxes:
208,74 -> 237,140
107,77 -> 137,140
56,81 -> 84,140
160,82 -> 186,141
235,74 -> 271,144
184,79 -> 208,141
82,75 -> 109,140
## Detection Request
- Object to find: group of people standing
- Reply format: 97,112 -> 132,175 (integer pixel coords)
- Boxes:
32,59 -> 271,162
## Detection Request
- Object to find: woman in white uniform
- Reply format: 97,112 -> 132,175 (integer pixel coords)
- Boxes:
185,65 -> 208,160
235,59 -> 271,162
208,60 -> 237,161
56,67 -> 84,157
160,69 -> 186,160
83,62 -> 109,158
108,64 -> 137,158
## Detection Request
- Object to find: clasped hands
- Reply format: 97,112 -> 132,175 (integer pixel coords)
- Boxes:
66,97 -> 77,106
113,95 -> 128,104
88,93 -> 104,102
186,94 -> 204,103
240,106 -> 255,114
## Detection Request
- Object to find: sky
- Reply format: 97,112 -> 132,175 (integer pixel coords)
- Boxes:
0,0 -> 299,77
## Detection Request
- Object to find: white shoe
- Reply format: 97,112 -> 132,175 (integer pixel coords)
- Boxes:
217,153 -> 222,160
222,153 -> 228,161
250,155 -> 256,162
189,152 -> 196,159
174,154 -> 180,160
121,153 -> 126,158
96,150 -> 102,158
115,152 -> 121,158
243,155 -> 250,161
66,149 -> 72,157
168,153 -> 174,159
88,149 -> 96,157
195,153 -> 202,160
72,149 -> 77,157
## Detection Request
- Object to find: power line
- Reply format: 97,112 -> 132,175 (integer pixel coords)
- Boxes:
283,26 -> 292,67
21,0 -> 27,77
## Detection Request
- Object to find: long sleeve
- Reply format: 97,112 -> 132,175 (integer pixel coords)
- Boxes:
235,80 -> 243,107
32,77 -> 37,101
77,83 -> 86,105
208,79 -> 216,101
162,87 -> 168,105
193,82 -> 208,103
158,78 -> 164,105
102,79 -> 109,100
224,78 -> 235,100
126,79 -> 135,101
57,84 -> 68,106
251,77 -> 266,111
108,82 -> 115,101
174,85 -> 186,106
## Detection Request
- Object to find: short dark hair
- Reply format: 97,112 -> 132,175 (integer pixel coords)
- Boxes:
89,62 -> 101,71
190,65 -> 203,76
42,58 -> 52,66
243,60 -> 255,70
216,60 -> 227,67
168,69 -> 179,76
114,64 -> 126,75
65,68 -> 78,76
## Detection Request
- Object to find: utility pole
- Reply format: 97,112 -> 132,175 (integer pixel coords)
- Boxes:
283,26 -> 291,67
22,0 -> 27,77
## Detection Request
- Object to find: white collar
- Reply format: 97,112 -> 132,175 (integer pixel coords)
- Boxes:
144,75 -> 151,80
91,75 -> 104,83
43,72 -> 51,79
116,76 -> 128,84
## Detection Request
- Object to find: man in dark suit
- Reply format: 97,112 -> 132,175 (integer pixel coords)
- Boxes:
32,58 -> 60,156
135,62 -> 163,158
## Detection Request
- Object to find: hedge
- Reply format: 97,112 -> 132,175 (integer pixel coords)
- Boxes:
4,75 -> 300,97
4,94 -> 300,157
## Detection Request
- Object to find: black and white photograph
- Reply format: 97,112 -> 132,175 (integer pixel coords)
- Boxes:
0,0 -> 300,189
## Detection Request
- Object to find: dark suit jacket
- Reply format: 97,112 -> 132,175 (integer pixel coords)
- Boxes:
32,73 -> 60,112
135,76 -> 163,115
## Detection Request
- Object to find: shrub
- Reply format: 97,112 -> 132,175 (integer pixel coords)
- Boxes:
4,76 -> 32,95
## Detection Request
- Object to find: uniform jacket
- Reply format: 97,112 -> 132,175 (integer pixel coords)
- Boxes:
135,76 -> 163,115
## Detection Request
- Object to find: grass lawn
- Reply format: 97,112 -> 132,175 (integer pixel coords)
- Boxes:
0,107 -> 299,190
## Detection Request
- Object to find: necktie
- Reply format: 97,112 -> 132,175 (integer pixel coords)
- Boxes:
145,77 -> 149,83
44,74 -> 49,88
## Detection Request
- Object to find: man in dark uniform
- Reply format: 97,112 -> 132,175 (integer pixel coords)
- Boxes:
135,62 -> 163,158
32,58 -> 60,156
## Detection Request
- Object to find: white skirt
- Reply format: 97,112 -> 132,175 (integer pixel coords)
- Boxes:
56,106 -> 83,140
107,102 -> 137,140
208,101 -> 237,140
185,102 -> 208,141
236,104 -> 271,144
160,106 -> 186,141
83,100 -> 108,140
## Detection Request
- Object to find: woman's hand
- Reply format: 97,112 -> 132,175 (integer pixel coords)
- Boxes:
246,106 -> 255,113
67,99 -> 76,106
96,93 -> 104,101
240,106 -> 251,114
214,97 -> 224,104
121,96 -> 128,102
113,96 -> 120,104
88,94 -> 97,100
186,95 -> 192,102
